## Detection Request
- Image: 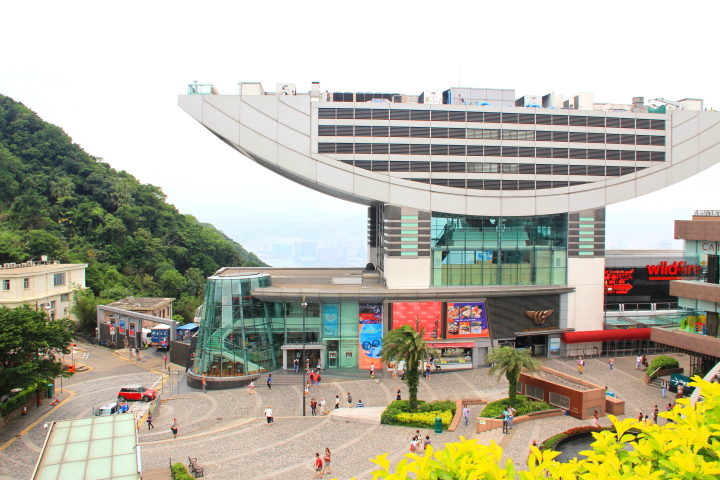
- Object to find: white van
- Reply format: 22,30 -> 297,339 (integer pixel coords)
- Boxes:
141,328 -> 152,348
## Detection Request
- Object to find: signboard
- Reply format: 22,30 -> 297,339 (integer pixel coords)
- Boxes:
646,261 -> 702,281
605,269 -> 635,295
548,337 -> 561,356
669,373 -> 695,395
119,320 -> 125,335
323,304 -> 339,337
694,210 -> 720,216
129,323 -> 136,336
391,302 -> 443,340
358,303 -> 383,369
445,302 -> 489,338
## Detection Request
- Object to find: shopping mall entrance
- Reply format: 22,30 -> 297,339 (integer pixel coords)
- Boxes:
281,345 -> 325,370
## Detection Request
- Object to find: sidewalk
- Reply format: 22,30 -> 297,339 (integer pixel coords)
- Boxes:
0,390 -> 72,452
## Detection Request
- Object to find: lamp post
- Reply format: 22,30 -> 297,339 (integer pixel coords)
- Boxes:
301,296 -> 307,417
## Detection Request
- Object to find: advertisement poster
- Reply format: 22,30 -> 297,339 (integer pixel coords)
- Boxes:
323,304 -> 339,337
119,320 -> 125,335
445,303 -> 489,338
129,323 -> 136,336
548,337 -> 561,356
391,302 -> 442,340
358,303 -> 383,369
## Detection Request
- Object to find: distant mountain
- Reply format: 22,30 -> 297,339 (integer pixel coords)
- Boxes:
0,94 -> 267,320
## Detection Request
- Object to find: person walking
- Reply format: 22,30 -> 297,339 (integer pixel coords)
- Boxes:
249,380 -> 256,395
347,392 -> 352,407
661,379 -> 668,398
501,408 -> 509,434
170,418 -> 179,438
636,354 -> 642,370
507,405 -> 516,429
637,411 -> 643,422
146,413 -> 154,430
592,410 -> 599,427
309,370 -> 316,386
321,448 -> 332,476
135,347 -> 140,359
642,355 -> 648,371
264,406 -> 273,426
609,357 -> 614,371
396,388 -> 401,401
311,452 -> 323,479
310,398 -> 317,416
294,357 -> 299,373
316,372 -> 321,388
462,404 -> 470,427
425,365 -> 431,379
677,384 -> 684,400
357,399 -> 364,408
577,356 -> 584,374
334,395 -> 340,409
317,359 -> 323,374
653,405 -> 659,424
304,381 -> 310,396
202,376 -> 207,394
423,435 -> 431,451
319,398 -> 326,415
370,363 -> 375,378
666,403 -> 674,424
267,374 -> 272,389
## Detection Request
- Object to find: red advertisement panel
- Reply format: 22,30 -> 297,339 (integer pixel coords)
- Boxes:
391,302 -> 442,340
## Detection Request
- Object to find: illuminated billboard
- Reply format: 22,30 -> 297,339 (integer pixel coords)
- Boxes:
391,302 -> 442,340
446,302 -> 489,338
358,303 -> 383,369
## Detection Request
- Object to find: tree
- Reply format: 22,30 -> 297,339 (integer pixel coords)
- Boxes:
0,305 -> 74,396
381,325 -> 433,412
70,288 -> 109,333
369,377 -> 720,479
486,346 -> 540,405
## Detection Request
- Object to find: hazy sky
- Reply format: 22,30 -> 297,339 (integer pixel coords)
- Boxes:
2,1 -> 719,251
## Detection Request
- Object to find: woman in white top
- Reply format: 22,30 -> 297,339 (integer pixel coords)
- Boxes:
248,380 -> 255,395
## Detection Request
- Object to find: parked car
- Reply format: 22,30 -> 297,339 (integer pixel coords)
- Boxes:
117,385 -> 156,402
93,401 -> 122,416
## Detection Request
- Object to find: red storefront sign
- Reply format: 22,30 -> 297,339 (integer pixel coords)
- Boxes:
646,261 -> 702,280
605,269 -> 634,294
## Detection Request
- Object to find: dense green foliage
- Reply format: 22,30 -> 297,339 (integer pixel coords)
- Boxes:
480,395 -> 553,418
382,325 -> 434,412
648,355 -> 680,377
171,462 -> 193,480
0,95 -> 266,323
486,346 -> 541,405
0,380 -> 49,416
381,399 -> 456,429
0,305 -> 73,397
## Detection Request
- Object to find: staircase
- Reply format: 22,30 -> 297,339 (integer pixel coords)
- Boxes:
203,330 -> 263,373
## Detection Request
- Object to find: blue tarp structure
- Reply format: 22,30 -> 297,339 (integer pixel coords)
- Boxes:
177,323 -> 199,331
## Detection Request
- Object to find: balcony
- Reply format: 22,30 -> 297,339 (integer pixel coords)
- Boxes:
670,280 -> 720,304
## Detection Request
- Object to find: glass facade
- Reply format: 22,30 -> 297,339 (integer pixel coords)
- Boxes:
431,213 -> 568,286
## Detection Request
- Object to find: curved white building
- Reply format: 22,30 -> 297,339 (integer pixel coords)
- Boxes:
179,83 -> 720,362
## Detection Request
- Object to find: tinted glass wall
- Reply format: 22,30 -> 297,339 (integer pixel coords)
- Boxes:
194,274 -> 278,377
431,213 -> 568,286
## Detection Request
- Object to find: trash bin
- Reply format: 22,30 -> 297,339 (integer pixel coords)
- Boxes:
47,384 -> 54,398
434,417 -> 442,434
67,365 -> 75,373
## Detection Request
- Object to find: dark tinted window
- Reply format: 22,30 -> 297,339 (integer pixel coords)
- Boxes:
569,116 -> 587,126
372,109 -> 389,120
552,115 -> 569,126
410,110 -> 431,121
620,118 -> 635,129
536,131 -> 553,142
431,111 -> 448,122
466,112 -> 484,123
484,112 -> 501,123
535,115 -> 552,125
605,117 -> 621,128
431,145 -> 448,155
448,111 -> 466,122
519,114 -> 536,124
390,110 -> 410,120
552,131 -> 568,142
501,113 -> 518,124
410,144 -> 430,155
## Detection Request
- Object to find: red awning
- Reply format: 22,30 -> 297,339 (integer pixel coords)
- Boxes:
561,328 -> 651,344
428,342 -> 476,348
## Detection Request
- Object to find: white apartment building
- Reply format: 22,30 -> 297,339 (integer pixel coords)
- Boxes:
0,261 -> 88,320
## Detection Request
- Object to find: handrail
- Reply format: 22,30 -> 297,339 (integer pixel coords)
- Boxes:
648,366 -> 662,378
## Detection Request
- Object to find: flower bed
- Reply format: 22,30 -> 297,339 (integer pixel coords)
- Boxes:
381,400 -> 456,430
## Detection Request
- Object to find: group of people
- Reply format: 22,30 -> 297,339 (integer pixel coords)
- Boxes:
499,405 -> 516,434
635,354 -> 649,371
409,430 -> 431,453
310,398 -> 328,416
311,448 -> 332,479
637,404 -> 666,425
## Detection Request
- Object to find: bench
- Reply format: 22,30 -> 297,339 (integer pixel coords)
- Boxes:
188,457 -> 204,478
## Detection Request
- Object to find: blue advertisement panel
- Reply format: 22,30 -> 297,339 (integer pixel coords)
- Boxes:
323,304 -> 339,337
359,303 -> 383,369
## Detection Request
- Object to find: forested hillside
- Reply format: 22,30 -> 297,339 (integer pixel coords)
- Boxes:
0,94 -> 267,322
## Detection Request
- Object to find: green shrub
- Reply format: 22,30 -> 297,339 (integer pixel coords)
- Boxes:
395,410 -> 453,428
419,400 -> 457,415
0,382 -> 47,417
648,356 -> 680,377
480,395 -> 553,418
171,462 -> 193,480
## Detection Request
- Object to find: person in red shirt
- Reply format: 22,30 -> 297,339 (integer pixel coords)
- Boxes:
311,452 -> 323,479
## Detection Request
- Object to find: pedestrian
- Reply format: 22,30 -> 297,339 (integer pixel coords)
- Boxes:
396,388 -> 401,401
147,413 -> 154,430
661,379 -> 668,398
321,447 -> 332,476
305,358 -> 310,371
642,355 -> 648,371
304,381 -> 310,396
316,372 -> 321,388
409,438 -> 417,453
529,439 -> 538,453
311,452 -> 323,479
392,366 -> 397,380
666,403 -> 673,423
334,395 -> 340,409
309,370 -> 316,386
311,398 -> 317,416
677,384 -> 684,400
128,346 -> 133,358
507,405 -> 516,429
637,411 -> 643,422
636,355 -> 642,370
501,408 -> 509,434
609,357 -> 614,371
317,359 -> 323,374
592,410 -> 599,427
370,363 -> 375,378
170,418 -> 179,438
320,398 -> 326,415
202,376 -> 207,394
248,380 -> 255,395
425,365 -> 431,379
294,357 -> 299,372
423,435 -> 431,451
413,430 -> 420,442
264,406 -> 273,426
267,374 -> 272,389
644,415 -> 649,426
135,347 -> 140,359
578,356 -> 584,374
347,392 -> 352,407
462,404 -> 470,426
653,405 -> 659,424
400,368 -> 406,380
357,399 -> 364,408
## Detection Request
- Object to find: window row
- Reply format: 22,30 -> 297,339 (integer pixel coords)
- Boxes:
414,178 -> 589,190
318,125 -> 666,146
320,143 -> 666,162
340,159 -> 644,176
318,109 -> 666,130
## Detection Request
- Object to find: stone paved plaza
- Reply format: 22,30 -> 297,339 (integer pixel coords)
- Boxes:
0,345 -> 685,480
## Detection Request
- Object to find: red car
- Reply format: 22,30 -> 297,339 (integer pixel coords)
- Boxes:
117,385 -> 156,402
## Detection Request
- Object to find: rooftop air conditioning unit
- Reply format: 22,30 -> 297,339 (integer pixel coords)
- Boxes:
9,263 -> 16,268
2,263 -> 10,268
40,255 -> 48,262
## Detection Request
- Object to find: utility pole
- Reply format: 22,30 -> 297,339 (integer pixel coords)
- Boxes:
301,296 -> 307,417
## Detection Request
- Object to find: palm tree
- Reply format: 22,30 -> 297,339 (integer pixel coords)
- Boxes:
486,346 -> 541,405
381,324 -> 433,412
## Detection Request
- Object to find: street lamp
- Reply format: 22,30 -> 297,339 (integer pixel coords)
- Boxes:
301,296 -> 307,417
